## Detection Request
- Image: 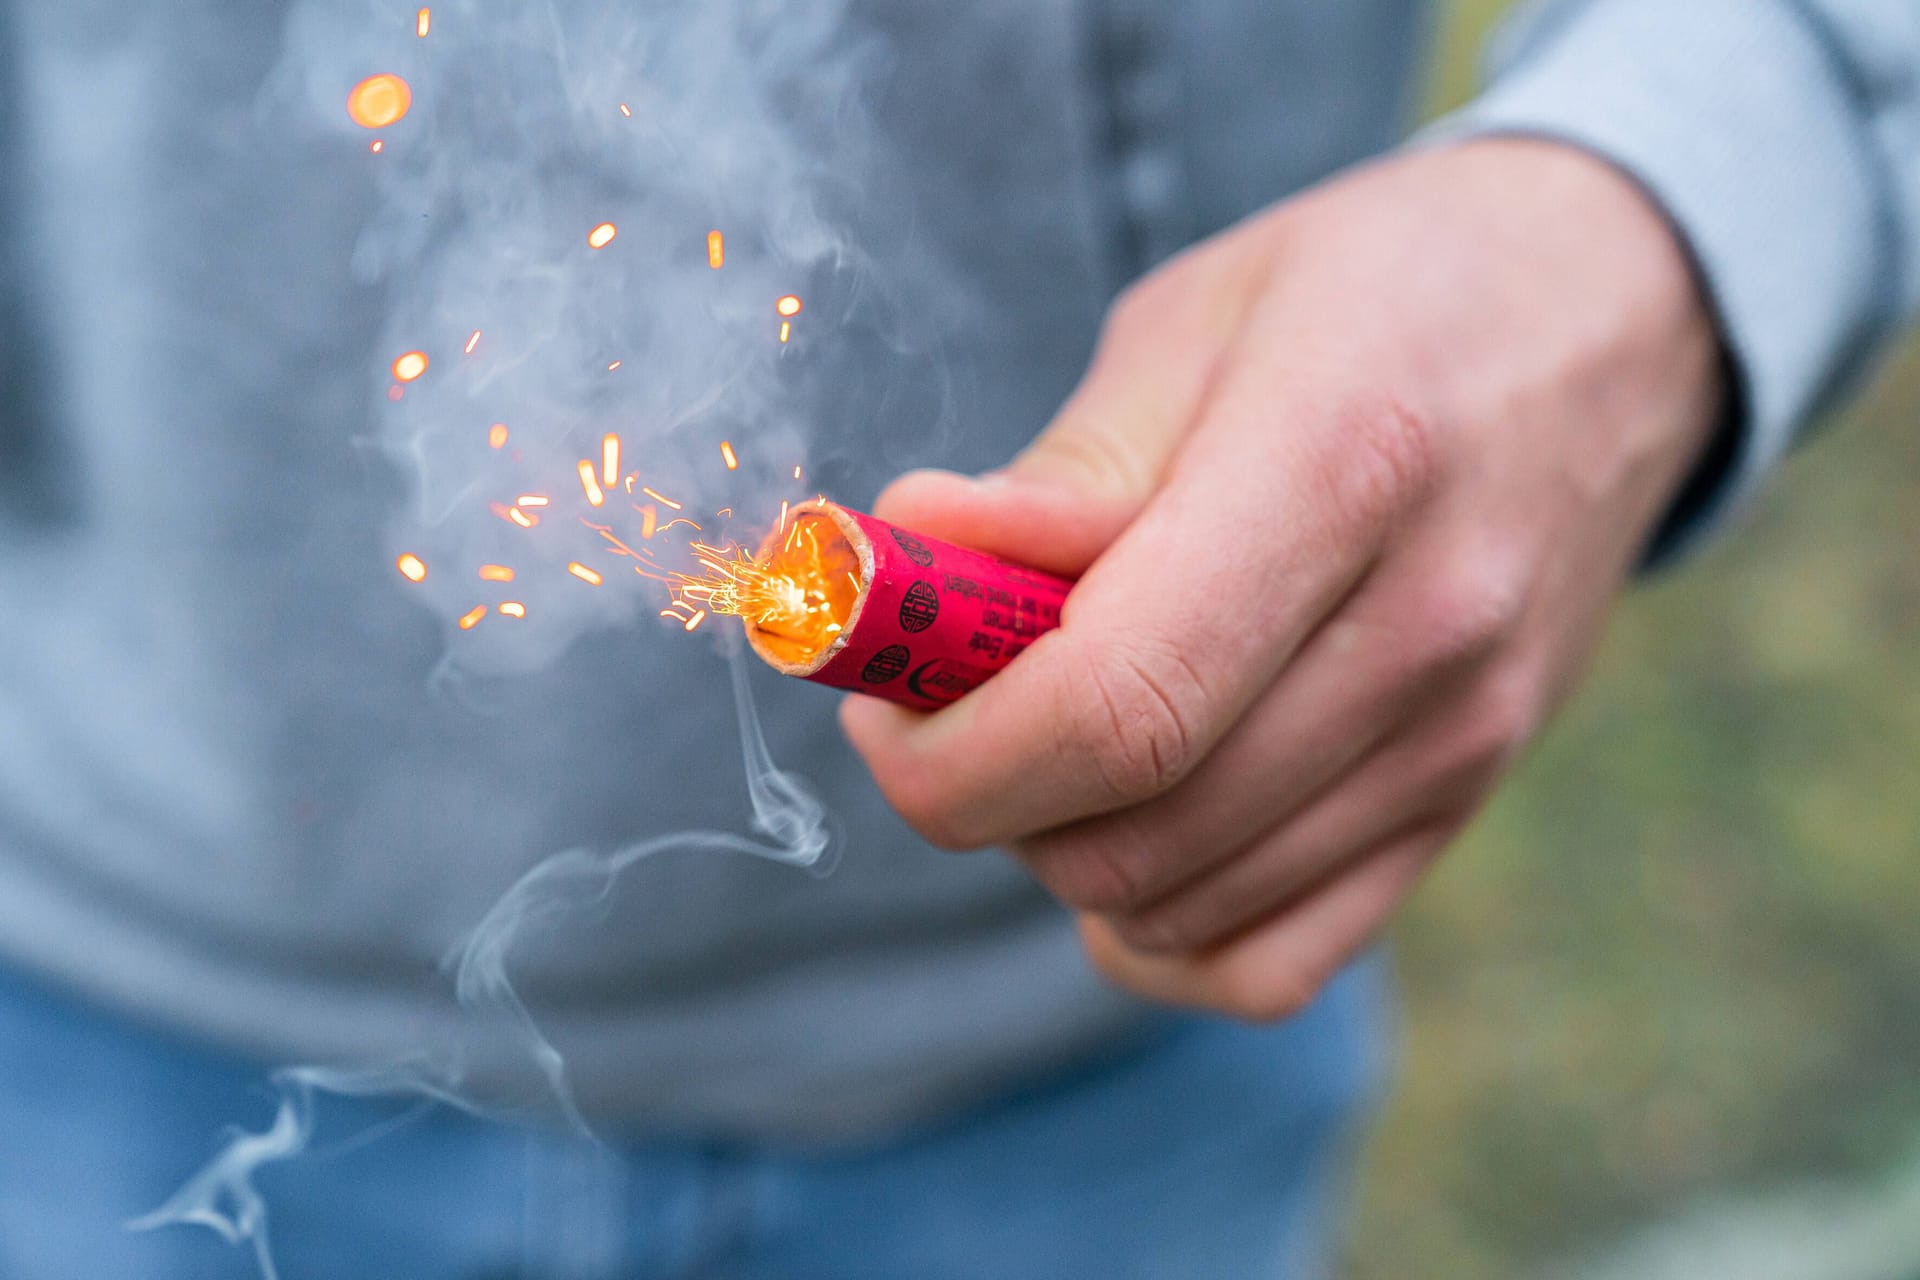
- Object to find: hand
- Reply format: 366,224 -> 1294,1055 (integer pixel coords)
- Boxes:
840,139 -> 1724,1019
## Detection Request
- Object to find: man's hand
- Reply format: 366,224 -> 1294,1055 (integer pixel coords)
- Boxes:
840,139 -> 1724,1019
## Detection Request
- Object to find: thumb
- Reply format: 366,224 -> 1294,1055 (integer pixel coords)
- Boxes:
873,242 -> 1261,578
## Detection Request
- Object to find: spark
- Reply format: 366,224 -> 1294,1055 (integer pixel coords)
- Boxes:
508,507 -> 536,529
457,605 -> 487,630
601,434 -> 621,487
668,516 -> 856,660
463,330 -> 481,355
347,74 -> 411,129
639,505 -> 658,539
387,385 -> 404,401
684,610 -> 707,632
659,518 -> 702,534
776,295 -> 803,317
498,601 -> 526,619
619,103 -> 632,118
587,222 -> 617,249
792,465 -> 802,480
707,230 -> 724,269
720,441 -> 739,470
577,461 -> 605,507
623,474 -> 637,494
395,554 -> 427,583
607,360 -> 622,372
369,139 -> 384,153
478,564 -> 515,583
779,321 -> 791,344
488,424 -> 508,449
778,499 -> 789,532
715,507 -> 733,518
640,487 -> 682,511
567,562 -> 604,586
515,494 -> 550,508
392,351 -> 428,382
416,7 -> 430,37
583,520 -> 648,563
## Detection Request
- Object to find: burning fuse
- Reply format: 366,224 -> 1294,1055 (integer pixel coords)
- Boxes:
684,499 -> 1071,710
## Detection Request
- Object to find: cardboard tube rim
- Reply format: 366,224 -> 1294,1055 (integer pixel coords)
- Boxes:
742,499 -> 874,677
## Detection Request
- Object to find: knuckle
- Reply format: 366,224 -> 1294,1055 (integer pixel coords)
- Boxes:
1327,394 -> 1440,533
1418,559 -> 1528,669
1068,641 -> 1207,804
1022,830 -> 1156,913
1461,669 -> 1543,768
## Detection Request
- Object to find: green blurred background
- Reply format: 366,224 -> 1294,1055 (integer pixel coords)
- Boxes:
1347,4 -> 1920,1276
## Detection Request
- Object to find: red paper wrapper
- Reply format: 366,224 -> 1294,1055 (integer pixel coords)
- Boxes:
743,499 -> 1071,709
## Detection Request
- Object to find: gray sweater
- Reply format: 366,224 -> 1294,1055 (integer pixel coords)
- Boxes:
0,0 -> 1914,1139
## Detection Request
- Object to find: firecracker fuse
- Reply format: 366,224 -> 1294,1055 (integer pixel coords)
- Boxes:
718,499 -> 1071,709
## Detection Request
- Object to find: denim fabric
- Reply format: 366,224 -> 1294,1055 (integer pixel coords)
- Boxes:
0,956 -> 1388,1280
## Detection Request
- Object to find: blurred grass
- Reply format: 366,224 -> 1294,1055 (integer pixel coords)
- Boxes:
1346,3 -> 1920,1275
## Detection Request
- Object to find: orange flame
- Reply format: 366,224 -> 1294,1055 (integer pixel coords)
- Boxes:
392,351 -> 428,382
776,295 -> 802,317
347,74 -> 411,130
587,222 -> 617,250
396,553 -> 427,583
670,514 -> 858,661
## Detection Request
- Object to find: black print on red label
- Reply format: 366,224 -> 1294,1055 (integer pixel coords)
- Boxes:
898,581 -> 940,633
907,659 -> 981,703
890,528 -> 935,568
862,644 -> 910,684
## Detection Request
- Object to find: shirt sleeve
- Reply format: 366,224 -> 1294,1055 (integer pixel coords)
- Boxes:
1424,0 -> 1920,561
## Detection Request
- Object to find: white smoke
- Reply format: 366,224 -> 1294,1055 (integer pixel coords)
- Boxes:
130,0 -> 884,1272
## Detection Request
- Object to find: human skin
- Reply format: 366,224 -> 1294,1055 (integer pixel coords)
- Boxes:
838,137 -> 1726,1019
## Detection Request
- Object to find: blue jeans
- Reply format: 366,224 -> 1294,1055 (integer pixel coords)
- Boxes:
0,961 -> 1387,1280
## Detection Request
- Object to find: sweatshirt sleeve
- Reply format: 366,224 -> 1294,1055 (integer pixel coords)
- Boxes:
1426,0 -> 1920,561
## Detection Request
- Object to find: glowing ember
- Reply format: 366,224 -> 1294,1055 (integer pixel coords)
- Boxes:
370,140 -> 384,153
640,486 -> 682,511
457,605 -> 487,630
671,513 -> 859,663
478,564 -> 515,582
587,222 -> 618,249
684,609 -> 707,632
498,601 -> 527,619
508,507 -> 536,529
515,494 -> 550,508
347,74 -> 411,129
792,465 -> 802,480
416,7 -> 430,37
392,350 -> 429,382
707,230 -> 725,269
567,562 -> 604,585
601,434 -> 621,487
776,295 -> 802,317
639,505 -> 658,539
396,553 -> 428,583
619,103 -> 633,118
779,321 -> 791,344
607,360 -> 622,371
720,440 -> 739,471
464,330 -> 481,355
488,423 -> 508,449
578,460 -> 605,507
